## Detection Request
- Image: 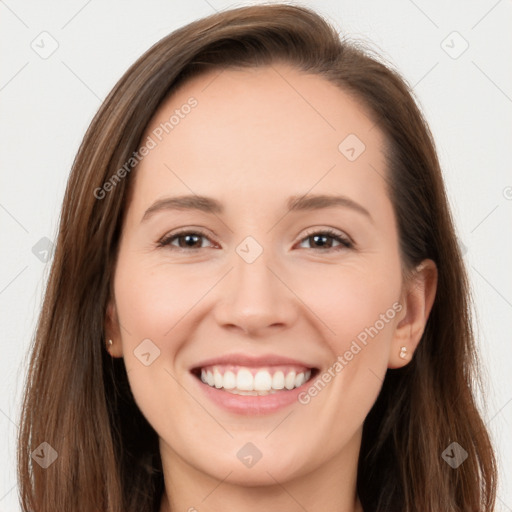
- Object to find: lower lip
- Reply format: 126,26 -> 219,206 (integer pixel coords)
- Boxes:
191,372 -> 314,415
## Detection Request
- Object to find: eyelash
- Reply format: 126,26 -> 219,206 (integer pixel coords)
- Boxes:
157,228 -> 354,252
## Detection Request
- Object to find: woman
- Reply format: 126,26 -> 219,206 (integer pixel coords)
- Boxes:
17,4 -> 497,511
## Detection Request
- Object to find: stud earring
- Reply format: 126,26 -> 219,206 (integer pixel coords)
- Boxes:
399,346 -> 407,359
107,339 -> 113,349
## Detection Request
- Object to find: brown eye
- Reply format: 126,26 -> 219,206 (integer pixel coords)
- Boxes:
298,229 -> 353,251
158,231 -> 214,250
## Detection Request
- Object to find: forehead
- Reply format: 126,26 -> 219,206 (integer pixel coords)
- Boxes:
129,63 -> 388,215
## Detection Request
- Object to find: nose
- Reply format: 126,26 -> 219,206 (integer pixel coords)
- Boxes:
213,246 -> 299,336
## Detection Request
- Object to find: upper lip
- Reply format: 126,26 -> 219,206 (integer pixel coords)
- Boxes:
191,353 -> 318,370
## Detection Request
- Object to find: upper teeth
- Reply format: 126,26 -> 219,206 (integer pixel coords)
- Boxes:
200,366 -> 312,393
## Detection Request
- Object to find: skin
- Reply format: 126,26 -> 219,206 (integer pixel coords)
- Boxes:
105,63 -> 437,512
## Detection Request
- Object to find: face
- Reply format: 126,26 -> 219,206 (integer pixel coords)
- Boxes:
107,63 -> 424,488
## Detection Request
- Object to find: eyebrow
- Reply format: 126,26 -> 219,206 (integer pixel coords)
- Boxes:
141,193 -> 373,223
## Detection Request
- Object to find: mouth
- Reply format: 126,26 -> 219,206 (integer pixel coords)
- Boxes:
190,365 -> 320,396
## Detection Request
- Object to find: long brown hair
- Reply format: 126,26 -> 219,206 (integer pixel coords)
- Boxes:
17,4 -> 497,511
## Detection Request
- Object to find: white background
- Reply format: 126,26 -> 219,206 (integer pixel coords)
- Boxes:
1,1 -> 511,510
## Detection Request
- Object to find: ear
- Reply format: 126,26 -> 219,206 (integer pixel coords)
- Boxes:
105,299 -> 124,358
388,259 -> 437,368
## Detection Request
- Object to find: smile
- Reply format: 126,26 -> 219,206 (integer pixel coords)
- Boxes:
189,353 -> 320,414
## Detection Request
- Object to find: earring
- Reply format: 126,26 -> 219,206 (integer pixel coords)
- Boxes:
107,339 -> 113,349
399,346 -> 407,359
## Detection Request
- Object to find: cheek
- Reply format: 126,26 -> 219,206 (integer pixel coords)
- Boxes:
292,260 -> 401,349
294,263 -> 400,412
114,256 -> 205,340
111,255 -> 201,418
